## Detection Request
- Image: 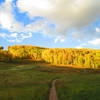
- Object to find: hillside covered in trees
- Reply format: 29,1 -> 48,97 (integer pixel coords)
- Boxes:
0,45 -> 100,69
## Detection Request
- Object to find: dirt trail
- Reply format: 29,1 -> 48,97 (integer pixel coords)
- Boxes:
49,79 -> 58,100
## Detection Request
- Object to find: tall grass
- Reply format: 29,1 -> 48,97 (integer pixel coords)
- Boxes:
0,63 -> 100,100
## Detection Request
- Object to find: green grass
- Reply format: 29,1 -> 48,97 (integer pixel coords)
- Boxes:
0,62 -> 100,100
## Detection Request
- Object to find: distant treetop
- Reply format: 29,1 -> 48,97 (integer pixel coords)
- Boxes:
0,46 -> 4,50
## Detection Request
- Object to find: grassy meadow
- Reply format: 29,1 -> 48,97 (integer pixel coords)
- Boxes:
0,62 -> 100,100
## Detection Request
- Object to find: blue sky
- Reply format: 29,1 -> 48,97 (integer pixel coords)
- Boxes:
0,0 -> 100,49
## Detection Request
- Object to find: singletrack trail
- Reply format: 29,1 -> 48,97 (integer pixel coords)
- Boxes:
49,79 -> 58,100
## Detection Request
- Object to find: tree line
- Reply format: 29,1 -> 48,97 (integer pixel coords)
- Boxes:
0,45 -> 100,68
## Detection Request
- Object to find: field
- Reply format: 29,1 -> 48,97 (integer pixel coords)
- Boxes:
0,62 -> 100,100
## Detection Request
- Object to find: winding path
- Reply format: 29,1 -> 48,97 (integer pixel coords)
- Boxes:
49,79 -> 58,100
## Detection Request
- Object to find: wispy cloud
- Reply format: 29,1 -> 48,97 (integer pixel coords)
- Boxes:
54,36 -> 65,43
75,37 -> 100,49
75,43 -> 87,49
88,38 -> 100,46
0,32 -> 32,42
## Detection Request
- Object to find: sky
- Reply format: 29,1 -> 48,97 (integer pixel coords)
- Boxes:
0,0 -> 100,49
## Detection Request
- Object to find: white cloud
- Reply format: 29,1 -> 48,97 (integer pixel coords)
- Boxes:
0,13 -> 12,29
0,33 -> 6,37
20,32 -> 32,39
0,0 -> 100,44
0,0 -> 56,34
96,28 -> 100,33
17,0 -> 100,32
0,0 -> 13,29
76,38 -> 100,48
0,0 -> 24,32
0,32 -> 32,42
54,36 -> 65,43
88,38 -> 100,46
10,33 -> 18,38
75,43 -> 87,49
0,0 -> 56,43
75,46 -> 83,49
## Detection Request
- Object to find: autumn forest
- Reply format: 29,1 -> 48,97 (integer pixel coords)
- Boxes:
0,45 -> 100,69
